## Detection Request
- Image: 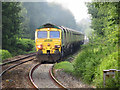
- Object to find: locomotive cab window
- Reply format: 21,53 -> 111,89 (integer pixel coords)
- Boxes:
37,31 -> 47,38
50,31 -> 60,38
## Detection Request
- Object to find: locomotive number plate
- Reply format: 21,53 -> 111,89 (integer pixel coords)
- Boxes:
44,39 -> 52,42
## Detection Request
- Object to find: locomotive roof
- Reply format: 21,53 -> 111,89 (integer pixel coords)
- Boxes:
37,23 -> 83,35
37,23 -> 61,29
60,26 -> 83,34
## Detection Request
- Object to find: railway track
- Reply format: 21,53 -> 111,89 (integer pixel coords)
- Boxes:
0,53 -> 36,77
50,65 -> 67,88
29,63 -> 67,89
29,49 -> 81,89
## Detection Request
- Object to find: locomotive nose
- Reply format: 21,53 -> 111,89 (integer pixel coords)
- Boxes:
46,43 -> 52,54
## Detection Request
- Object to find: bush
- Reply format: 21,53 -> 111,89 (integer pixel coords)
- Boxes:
16,38 -> 34,51
14,38 -> 35,55
0,49 -> 12,62
72,40 -> 118,87
94,51 -> 119,88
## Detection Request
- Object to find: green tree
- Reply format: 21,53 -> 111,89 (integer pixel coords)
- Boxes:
19,4 -> 30,39
2,2 -> 23,52
87,2 -> 119,37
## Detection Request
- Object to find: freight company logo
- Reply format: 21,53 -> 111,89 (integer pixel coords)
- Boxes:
44,39 -> 52,42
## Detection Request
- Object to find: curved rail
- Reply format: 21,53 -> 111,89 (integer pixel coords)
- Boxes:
49,65 -> 67,89
0,58 -> 35,77
29,63 -> 41,88
0,53 -> 36,66
0,53 -> 36,77
29,63 -> 67,89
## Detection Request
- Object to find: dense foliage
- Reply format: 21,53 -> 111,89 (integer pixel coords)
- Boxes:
15,38 -> 35,55
74,2 -> 119,88
2,2 -> 21,51
2,2 -> 31,56
1,38 -> 35,61
55,2 -> 119,88
0,49 -> 12,62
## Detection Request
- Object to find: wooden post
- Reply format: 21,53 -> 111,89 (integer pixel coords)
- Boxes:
103,70 -> 109,87
103,69 -> 120,87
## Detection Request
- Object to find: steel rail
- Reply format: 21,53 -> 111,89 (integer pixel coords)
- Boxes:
0,53 -> 36,66
49,65 -> 67,89
0,58 -> 35,77
29,63 -> 41,89
29,63 -> 68,89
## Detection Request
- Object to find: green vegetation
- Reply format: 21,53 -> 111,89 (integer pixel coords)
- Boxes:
73,43 -> 118,88
2,2 -> 34,58
1,2 -> 119,87
0,49 -> 12,62
54,61 -> 74,73
14,38 -> 35,55
55,2 -> 119,88
94,51 -> 119,88
2,2 -> 24,52
1,38 -> 35,61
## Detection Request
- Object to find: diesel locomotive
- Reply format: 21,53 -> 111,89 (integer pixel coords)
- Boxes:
35,23 -> 84,62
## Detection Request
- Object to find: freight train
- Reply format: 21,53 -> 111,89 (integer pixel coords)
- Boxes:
35,23 -> 84,62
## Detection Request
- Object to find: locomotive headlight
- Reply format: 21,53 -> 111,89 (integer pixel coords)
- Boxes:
37,44 -> 43,50
37,45 -> 40,48
55,45 -> 60,48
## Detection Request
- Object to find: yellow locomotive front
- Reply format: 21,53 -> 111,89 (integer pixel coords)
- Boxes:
35,23 -> 62,62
